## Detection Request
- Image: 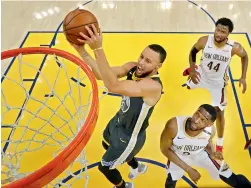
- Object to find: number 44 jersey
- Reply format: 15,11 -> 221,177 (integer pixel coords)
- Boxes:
200,34 -> 234,86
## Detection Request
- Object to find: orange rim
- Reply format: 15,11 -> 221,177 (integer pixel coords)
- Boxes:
1,47 -> 99,188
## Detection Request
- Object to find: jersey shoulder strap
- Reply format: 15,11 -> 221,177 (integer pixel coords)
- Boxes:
127,66 -> 137,80
204,34 -> 213,49
226,38 -> 235,47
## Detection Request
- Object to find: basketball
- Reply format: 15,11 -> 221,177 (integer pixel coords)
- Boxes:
63,8 -> 99,45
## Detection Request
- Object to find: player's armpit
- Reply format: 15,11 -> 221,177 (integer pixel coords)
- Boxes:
205,126 -> 216,154
107,78 -> 161,99
111,62 -> 137,79
205,139 -> 214,156
160,117 -> 178,151
160,118 -> 190,171
193,36 -> 208,51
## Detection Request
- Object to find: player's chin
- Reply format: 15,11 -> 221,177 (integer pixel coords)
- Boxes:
215,39 -> 221,43
216,38 -> 224,43
135,71 -> 143,77
190,123 -> 198,131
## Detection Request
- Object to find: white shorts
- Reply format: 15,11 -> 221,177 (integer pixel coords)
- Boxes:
186,67 -> 227,111
166,151 -> 232,181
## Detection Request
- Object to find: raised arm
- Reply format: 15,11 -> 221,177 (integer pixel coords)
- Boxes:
94,49 -> 161,100
232,42 -> 249,93
71,44 -> 136,80
77,25 -> 161,102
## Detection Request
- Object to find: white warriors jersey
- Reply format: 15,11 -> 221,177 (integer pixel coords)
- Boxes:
200,34 -> 235,84
171,116 -> 212,156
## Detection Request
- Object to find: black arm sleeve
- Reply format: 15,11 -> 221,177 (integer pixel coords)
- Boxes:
191,47 -> 199,62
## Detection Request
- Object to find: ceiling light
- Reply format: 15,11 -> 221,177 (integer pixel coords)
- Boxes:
48,9 -> 54,15
102,2 -> 108,9
109,2 -> 115,9
160,2 -> 172,10
34,13 -> 42,19
229,4 -> 233,10
54,6 -> 60,13
41,11 -> 48,17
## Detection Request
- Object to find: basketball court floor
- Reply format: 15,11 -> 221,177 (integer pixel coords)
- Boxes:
1,1 -> 251,187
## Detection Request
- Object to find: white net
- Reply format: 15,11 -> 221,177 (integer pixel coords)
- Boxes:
1,50 -> 99,187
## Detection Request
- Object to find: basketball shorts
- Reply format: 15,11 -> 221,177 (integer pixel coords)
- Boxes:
166,150 -> 233,181
186,66 -> 227,111
101,117 -> 146,169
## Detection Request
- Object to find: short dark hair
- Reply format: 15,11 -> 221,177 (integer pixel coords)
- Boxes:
215,17 -> 234,33
148,44 -> 167,63
199,104 -> 217,122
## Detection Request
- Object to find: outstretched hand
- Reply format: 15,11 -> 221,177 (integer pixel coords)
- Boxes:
211,151 -> 224,161
239,78 -> 247,94
77,24 -> 103,50
189,70 -> 201,84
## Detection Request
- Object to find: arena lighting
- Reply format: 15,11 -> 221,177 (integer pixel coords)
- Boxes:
102,2 -> 108,9
229,4 -> 234,10
101,1 -> 116,9
41,11 -> 48,17
34,6 -> 60,20
48,8 -> 54,15
78,3 -> 85,9
34,13 -> 43,19
160,1 -> 172,10
54,6 -> 60,13
233,13 -> 240,19
202,4 -> 207,10
108,2 -> 115,9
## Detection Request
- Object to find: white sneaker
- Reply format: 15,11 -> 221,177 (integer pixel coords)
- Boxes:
113,182 -> 134,188
125,182 -> 134,188
128,162 -> 148,180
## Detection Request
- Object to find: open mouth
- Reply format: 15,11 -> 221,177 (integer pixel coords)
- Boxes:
215,37 -> 221,41
137,66 -> 143,74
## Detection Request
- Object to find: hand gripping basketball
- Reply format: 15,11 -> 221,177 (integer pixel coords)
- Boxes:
77,24 -> 103,51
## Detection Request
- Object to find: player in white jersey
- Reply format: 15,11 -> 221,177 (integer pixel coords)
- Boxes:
160,104 -> 251,188
183,18 -> 249,152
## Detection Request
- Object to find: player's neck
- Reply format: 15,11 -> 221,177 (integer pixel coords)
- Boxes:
148,70 -> 159,77
133,70 -> 159,80
185,119 -> 203,137
185,128 -> 203,137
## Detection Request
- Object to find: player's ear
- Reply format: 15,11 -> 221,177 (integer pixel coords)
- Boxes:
207,121 -> 214,127
156,62 -> 162,70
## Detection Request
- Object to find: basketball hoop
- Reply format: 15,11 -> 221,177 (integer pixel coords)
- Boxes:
1,47 -> 99,187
